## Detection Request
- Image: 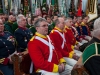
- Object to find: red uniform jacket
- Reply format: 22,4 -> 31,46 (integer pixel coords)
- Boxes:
64,26 -> 77,45
49,27 -> 74,58
28,32 -> 65,73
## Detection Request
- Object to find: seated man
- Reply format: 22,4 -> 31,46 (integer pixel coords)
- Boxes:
28,18 -> 72,75
14,14 -> 33,53
49,17 -> 77,67
4,15 -> 15,34
64,17 -> 82,57
80,15 -> 92,41
0,19 -> 16,75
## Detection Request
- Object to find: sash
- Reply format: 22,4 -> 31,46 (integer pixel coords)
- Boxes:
35,36 -> 55,74
35,36 -> 54,62
54,30 -> 66,49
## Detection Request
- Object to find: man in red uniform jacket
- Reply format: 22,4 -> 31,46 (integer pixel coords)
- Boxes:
49,17 -> 77,68
64,17 -> 82,57
28,18 -> 72,75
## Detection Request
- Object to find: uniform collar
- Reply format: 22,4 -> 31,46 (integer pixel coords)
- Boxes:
54,26 -> 63,32
35,32 -> 47,39
18,26 -> 27,30
76,22 -> 80,25
65,26 -> 70,29
0,32 -> 4,36
81,22 -> 86,26
8,20 -> 13,23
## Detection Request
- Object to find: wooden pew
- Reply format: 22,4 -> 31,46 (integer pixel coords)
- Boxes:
71,66 -> 89,75
11,54 -> 41,75
71,56 -> 89,75
0,70 -> 4,75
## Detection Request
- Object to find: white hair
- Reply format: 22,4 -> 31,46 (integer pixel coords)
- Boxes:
92,17 -> 100,37
65,17 -> 72,23
17,14 -> 24,25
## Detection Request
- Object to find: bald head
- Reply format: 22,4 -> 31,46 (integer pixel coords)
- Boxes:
8,15 -> 14,22
55,17 -> 64,25
55,17 -> 65,30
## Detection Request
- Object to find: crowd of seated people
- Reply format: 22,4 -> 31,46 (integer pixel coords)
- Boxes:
0,9 -> 97,75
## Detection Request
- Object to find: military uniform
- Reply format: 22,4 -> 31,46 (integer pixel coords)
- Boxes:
48,24 -> 53,35
4,21 -> 14,34
48,22 -> 56,35
75,22 -> 82,35
64,26 -> 77,45
28,32 -> 72,75
74,22 -> 89,44
12,22 -> 18,33
50,27 -> 74,58
28,32 -> 66,73
51,22 -> 55,29
14,26 -> 33,52
5,21 -> 18,35
29,26 -> 36,36
0,31 -> 15,75
80,22 -> 92,41
81,22 -> 90,36
26,24 -> 31,28
64,26 -> 82,57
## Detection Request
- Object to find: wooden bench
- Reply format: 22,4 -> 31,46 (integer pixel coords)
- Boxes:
71,66 -> 89,75
11,54 -> 41,75
0,70 -> 4,75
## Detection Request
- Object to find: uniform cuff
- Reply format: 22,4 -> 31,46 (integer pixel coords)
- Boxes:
52,64 -> 58,73
59,58 -> 66,64
75,41 -> 78,45
69,51 -> 74,58
71,45 -> 74,50
3,58 -> 9,65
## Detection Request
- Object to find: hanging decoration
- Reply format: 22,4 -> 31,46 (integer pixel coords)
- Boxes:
24,0 -> 28,15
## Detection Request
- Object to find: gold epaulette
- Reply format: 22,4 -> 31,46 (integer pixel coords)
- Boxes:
64,28 -> 67,33
65,26 -> 70,29
51,30 -> 54,33
15,28 -> 18,31
75,23 -> 78,27
29,26 -> 34,29
81,22 -> 85,26
30,36 -> 35,41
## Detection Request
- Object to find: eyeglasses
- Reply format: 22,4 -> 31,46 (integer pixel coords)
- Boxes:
21,19 -> 26,21
37,24 -> 48,27
0,23 -> 4,25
